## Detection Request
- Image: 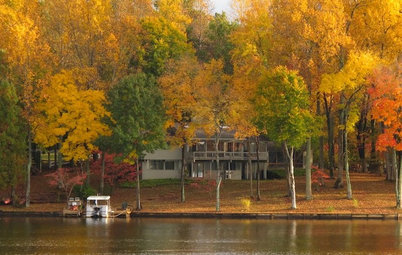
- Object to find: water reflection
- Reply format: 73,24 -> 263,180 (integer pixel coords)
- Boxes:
0,217 -> 401,254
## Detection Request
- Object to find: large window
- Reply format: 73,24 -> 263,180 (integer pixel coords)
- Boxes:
165,161 -> 175,170
149,160 -> 176,170
150,160 -> 164,170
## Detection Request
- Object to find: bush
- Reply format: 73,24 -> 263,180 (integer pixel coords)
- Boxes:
73,185 -> 97,200
266,168 -> 305,179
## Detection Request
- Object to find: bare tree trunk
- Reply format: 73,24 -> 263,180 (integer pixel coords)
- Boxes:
47,151 -> 51,169
54,147 -> 57,169
386,148 -> 392,180
100,151 -> 105,194
285,143 -> 296,209
317,94 -> 325,169
324,95 -> 335,178
25,130 -> 32,207
248,138 -> 253,198
256,137 -> 261,201
305,138 -> 312,200
397,152 -> 402,209
11,185 -> 16,207
85,159 -> 90,186
335,101 -> 345,189
136,158 -> 141,211
181,144 -> 186,203
216,176 -> 222,212
345,129 -> 353,200
215,135 -> 221,212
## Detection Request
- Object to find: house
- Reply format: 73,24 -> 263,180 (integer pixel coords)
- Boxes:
141,129 -> 302,180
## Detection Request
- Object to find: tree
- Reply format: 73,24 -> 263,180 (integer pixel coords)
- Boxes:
0,0 -> 53,207
138,16 -> 192,76
203,12 -> 237,73
45,167 -> 87,206
254,66 -> 314,209
33,70 -> 111,170
159,55 -> 200,202
369,65 -> 402,208
231,0 -> 272,200
185,0 -> 213,62
91,153 -> 137,193
106,73 -> 165,210
270,0 -> 352,184
320,51 -> 379,199
0,80 -> 26,204
194,59 -> 231,212
43,0 -> 120,90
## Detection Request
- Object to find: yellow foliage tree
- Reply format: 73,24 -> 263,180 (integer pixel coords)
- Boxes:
34,71 -> 111,163
193,59 -> 231,211
0,0 -> 53,207
320,51 -> 380,198
43,0 -> 120,90
159,55 -> 200,202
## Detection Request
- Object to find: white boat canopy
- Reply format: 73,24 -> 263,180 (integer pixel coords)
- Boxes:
87,196 -> 110,201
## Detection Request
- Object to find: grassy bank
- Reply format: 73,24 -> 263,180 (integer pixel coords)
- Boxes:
0,172 -> 400,215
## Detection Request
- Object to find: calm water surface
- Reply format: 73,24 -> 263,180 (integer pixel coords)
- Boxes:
0,217 -> 401,254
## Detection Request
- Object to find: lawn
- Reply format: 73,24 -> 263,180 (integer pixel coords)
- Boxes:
1,171 -> 399,215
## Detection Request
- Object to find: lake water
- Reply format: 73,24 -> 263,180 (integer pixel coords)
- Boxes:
0,217 -> 401,254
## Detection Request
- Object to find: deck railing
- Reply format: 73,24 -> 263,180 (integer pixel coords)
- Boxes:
192,151 -> 269,160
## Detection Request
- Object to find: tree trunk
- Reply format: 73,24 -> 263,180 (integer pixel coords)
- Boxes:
136,158 -> 141,211
386,148 -> 392,181
216,176 -> 222,212
39,149 -> 42,173
397,152 -> 402,209
256,137 -> 261,201
85,159 -> 90,186
324,96 -> 335,178
47,151 -> 51,169
215,135 -> 221,212
317,94 -> 325,169
370,119 -> 376,161
328,115 -> 335,178
345,129 -> 353,199
395,150 -> 400,208
11,185 -> 16,207
287,167 -> 292,197
248,138 -> 253,198
25,130 -> 32,207
181,144 -> 186,203
54,147 -> 57,169
335,102 -> 345,188
285,143 -> 296,209
305,138 -> 313,200
100,151 -> 105,194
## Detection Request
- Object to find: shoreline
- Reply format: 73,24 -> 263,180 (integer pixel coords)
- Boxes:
1,210 -> 401,220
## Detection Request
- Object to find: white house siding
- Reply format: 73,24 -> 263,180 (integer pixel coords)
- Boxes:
142,148 -> 182,180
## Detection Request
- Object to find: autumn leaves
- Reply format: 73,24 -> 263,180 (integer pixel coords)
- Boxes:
0,0 -> 401,210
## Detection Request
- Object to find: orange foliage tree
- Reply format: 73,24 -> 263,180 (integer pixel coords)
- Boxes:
369,65 -> 402,208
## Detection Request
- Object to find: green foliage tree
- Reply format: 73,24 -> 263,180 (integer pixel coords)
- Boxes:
254,66 -> 315,209
106,73 -> 166,210
138,16 -> 192,76
0,80 -> 26,204
201,12 -> 237,73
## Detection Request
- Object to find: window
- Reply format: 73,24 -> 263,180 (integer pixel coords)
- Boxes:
150,160 -> 164,170
165,161 -> 175,170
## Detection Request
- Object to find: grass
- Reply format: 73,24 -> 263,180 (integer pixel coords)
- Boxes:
268,168 -> 305,179
2,172 -> 400,215
120,178 -> 193,188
